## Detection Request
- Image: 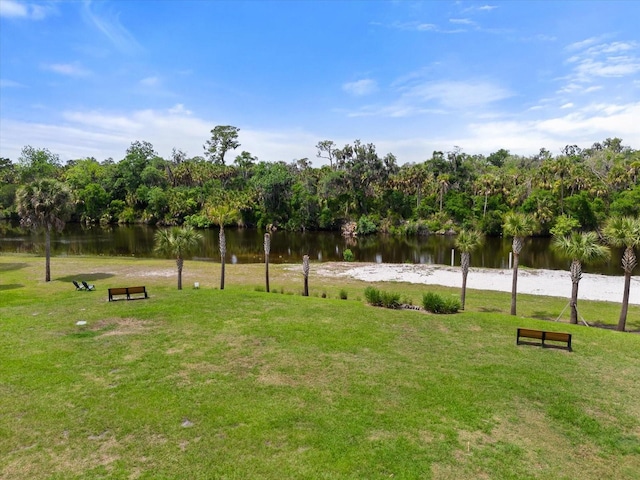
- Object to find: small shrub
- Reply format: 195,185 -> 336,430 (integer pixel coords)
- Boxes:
343,249 -> 355,262
422,292 -> 444,313
321,292 -> 327,298
443,297 -> 461,313
365,287 -> 401,309
380,291 -> 401,309
364,286 -> 382,306
422,292 -> 460,314
339,289 -> 348,300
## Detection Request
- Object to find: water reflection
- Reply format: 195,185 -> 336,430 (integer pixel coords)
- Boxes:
0,221 -> 624,275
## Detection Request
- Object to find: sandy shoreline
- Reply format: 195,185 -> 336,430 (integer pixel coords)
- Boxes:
314,263 -> 639,306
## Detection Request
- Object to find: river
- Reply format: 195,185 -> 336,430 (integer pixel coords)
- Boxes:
0,222 -> 625,275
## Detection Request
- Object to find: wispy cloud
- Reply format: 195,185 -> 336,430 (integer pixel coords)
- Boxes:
402,80 -> 512,110
45,63 -> 91,77
343,79 -> 378,96
0,106 -> 320,163
383,21 -> 463,34
0,0 -> 54,20
449,18 -> 475,26
140,76 -> 160,87
566,40 -> 640,83
0,78 -> 24,88
463,4 -> 498,13
168,104 -> 192,115
81,0 -> 142,54
462,101 -> 640,154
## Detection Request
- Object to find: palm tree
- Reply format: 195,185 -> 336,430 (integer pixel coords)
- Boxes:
454,229 -> 485,310
603,216 -> 640,331
16,179 -> 73,282
154,226 -> 203,290
552,231 -> 610,324
502,212 -> 537,315
208,204 -> 239,290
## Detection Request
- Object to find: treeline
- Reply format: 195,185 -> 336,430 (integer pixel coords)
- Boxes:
1,128 -> 638,236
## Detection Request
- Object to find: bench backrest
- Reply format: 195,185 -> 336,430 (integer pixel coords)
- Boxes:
127,286 -> 146,294
109,287 -> 128,295
517,328 -> 544,339
544,331 -> 571,342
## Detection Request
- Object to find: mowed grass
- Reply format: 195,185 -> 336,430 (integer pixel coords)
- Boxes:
1,254 -> 640,479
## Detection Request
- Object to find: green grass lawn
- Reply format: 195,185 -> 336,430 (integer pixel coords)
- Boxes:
1,254 -> 640,479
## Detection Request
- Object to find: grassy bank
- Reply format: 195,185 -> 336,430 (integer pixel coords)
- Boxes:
1,254 -> 640,479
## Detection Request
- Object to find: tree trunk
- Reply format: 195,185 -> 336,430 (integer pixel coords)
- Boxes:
510,253 -> 519,316
303,254 -> 310,297
264,233 -> 271,293
617,247 -> 636,332
617,271 -> 632,331
570,280 -> 579,324
460,252 -> 470,310
45,227 -> 51,282
220,257 -> 225,290
219,227 -> 226,290
569,259 -> 582,324
265,255 -> 270,293
177,257 -> 183,290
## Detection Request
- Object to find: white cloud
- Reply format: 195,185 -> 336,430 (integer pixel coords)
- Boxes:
342,79 -> 378,96
560,103 -> 574,109
140,76 -> 159,87
81,0 -> 142,54
0,0 -> 53,19
564,39 -> 640,84
0,0 -> 27,17
449,18 -> 475,25
45,63 -> 91,77
0,106 -> 320,164
168,104 -> 192,115
462,101 -> 640,155
0,78 -> 24,87
404,80 -> 512,109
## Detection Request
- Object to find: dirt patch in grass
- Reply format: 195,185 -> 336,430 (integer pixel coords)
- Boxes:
90,318 -> 155,337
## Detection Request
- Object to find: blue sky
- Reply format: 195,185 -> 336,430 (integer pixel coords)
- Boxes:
1,0 -> 639,166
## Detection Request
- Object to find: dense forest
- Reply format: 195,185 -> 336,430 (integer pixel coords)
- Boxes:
1,126 -> 638,237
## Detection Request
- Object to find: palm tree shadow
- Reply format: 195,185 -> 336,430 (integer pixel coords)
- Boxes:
531,311 -> 555,320
0,262 -> 29,272
478,307 -> 502,313
0,284 -> 24,291
57,273 -> 115,282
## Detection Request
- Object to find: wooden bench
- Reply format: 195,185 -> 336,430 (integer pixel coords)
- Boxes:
108,286 -> 148,302
517,328 -> 572,351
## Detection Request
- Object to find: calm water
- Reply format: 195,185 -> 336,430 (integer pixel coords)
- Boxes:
0,222 -> 625,275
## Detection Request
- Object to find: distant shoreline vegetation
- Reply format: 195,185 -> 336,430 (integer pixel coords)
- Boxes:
1,135 -> 638,237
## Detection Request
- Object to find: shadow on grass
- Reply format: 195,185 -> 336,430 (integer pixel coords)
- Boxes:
478,307 -> 502,313
531,311 -> 554,320
57,273 -> 115,282
591,322 -> 640,334
0,262 -> 29,272
0,283 -> 24,291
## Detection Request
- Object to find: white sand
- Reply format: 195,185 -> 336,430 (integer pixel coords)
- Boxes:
315,263 -> 639,305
